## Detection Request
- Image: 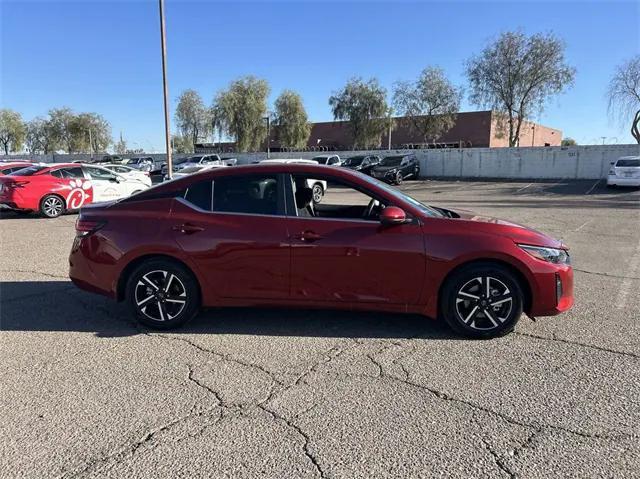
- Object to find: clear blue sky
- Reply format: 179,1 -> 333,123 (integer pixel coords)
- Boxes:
1,0 -> 639,151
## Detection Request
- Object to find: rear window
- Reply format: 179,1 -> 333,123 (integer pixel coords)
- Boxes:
213,175 -> 279,215
8,165 -> 48,176
616,159 -> 640,167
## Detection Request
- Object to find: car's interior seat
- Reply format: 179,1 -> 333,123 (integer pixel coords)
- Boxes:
295,187 -> 315,217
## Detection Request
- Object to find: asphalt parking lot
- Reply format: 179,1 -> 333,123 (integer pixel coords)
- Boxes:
1,179 -> 639,478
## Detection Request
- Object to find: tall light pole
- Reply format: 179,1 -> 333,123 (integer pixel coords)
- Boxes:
158,0 -> 172,178
264,116 -> 271,158
86,129 -> 93,160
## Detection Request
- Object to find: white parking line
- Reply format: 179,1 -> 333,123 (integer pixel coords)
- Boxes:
516,183 -> 533,193
616,236 -> 640,310
586,179 -> 601,195
574,219 -> 592,232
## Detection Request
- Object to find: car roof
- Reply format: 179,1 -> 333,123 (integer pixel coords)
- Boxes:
617,156 -> 640,160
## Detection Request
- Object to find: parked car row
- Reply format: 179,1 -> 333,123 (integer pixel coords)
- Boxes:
0,163 -> 152,217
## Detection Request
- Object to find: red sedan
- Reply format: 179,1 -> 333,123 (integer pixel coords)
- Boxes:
69,164 -> 573,338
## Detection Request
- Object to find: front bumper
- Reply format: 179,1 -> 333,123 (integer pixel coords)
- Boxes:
529,264 -> 574,317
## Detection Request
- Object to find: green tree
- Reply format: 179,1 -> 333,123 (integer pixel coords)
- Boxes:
175,89 -> 210,150
74,112 -> 111,153
607,55 -> 640,144
273,90 -> 311,150
0,109 -> 26,154
466,31 -> 575,146
172,134 -> 193,154
561,137 -> 577,146
47,108 -> 111,153
329,78 -> 388,149
212,76 -> 270,152
25,117 -> 57,154
392,66 -> 462,142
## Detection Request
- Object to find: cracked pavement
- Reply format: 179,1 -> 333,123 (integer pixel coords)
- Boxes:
1,179 -> 639,478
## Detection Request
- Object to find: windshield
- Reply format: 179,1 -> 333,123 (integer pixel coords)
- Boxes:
358,174 -> 444,218
344,156 -> 365,166
8,165 -> 48,176
312,156 -> 329,165
616,159 -> 640,167
380,156 -> 403,167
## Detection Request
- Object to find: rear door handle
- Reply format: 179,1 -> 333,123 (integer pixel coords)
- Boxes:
294,230 -> 323,242
173,223 -> 204,234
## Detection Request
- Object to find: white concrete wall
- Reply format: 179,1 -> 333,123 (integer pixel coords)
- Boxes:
6,144 -> 639,180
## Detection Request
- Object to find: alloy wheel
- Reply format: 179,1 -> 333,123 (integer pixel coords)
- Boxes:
43,197 -> 63,217
312,184 -> 323,203
134,270 -> 187,322
455,276 -> 513,331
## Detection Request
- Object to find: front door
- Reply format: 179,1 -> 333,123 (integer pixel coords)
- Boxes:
171,173 -> 291,300
287,174 -> 425,305
83,166 -> 125,201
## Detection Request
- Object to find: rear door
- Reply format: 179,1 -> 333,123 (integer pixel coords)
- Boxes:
171,173 -> 291,300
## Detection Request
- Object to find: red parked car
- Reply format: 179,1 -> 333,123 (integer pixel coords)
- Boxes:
0,163 -> 150,217
69,164 -> 573,338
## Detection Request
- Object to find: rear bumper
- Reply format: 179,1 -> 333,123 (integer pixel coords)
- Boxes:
68,237 -> 117,299
607,176 -> 640,187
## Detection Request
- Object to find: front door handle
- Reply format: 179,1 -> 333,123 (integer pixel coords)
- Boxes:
294,230 -> 323,242
173,223 -> 204,234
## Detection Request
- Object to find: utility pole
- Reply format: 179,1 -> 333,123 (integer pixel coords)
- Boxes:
87,129 -> 93,160
158,0 -> 172,179
264,116 -> 271,158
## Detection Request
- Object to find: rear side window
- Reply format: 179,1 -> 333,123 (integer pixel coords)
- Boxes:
617,159 -> 640,167
213,175 -> 280,215
8,165 -> 48,176
50,167 -> 84,179
184,180 -> 213,211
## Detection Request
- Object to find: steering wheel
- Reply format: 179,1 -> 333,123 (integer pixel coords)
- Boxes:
363,198 -> 380,219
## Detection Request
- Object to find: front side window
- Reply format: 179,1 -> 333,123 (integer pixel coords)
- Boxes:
84,166 -> 117,181
292,174 -> 386,222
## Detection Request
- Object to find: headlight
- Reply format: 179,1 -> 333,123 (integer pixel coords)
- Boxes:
519,244 -> 570,264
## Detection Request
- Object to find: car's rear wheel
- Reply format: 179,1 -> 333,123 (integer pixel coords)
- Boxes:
441,264 -> 524,338
312,183 -> 324,203
40,194 -> 65,218
395,171 -> 403,185
125,259 -> 200,329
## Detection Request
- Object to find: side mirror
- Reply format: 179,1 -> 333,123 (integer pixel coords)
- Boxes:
380,206 -> 406,226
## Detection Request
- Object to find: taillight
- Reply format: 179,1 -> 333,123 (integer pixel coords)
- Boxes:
609,168 -> 616,175
6,180 -> 29,188
75,218 -> 106,237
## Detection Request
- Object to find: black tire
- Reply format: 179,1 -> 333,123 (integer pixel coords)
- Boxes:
312,183 -> 324,203
606,183 -> 616,189
39,194 -> 65,218
125,258 -> 201,329
440,263 -> 524,339
395,171 -> 403,185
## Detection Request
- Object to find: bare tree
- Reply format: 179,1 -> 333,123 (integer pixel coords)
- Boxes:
607,55 -> 640,143
466,31 -> 575,146
329,78 -> 388,149
393,66 -> 462,143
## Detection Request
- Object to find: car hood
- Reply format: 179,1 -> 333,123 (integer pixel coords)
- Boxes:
447,208 -> 565,249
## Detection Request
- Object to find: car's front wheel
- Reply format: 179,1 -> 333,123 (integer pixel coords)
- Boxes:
441,263 -> 524,338
125,259 -> 200,329
40,194 -> 65,218
394,171 -> 403,185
